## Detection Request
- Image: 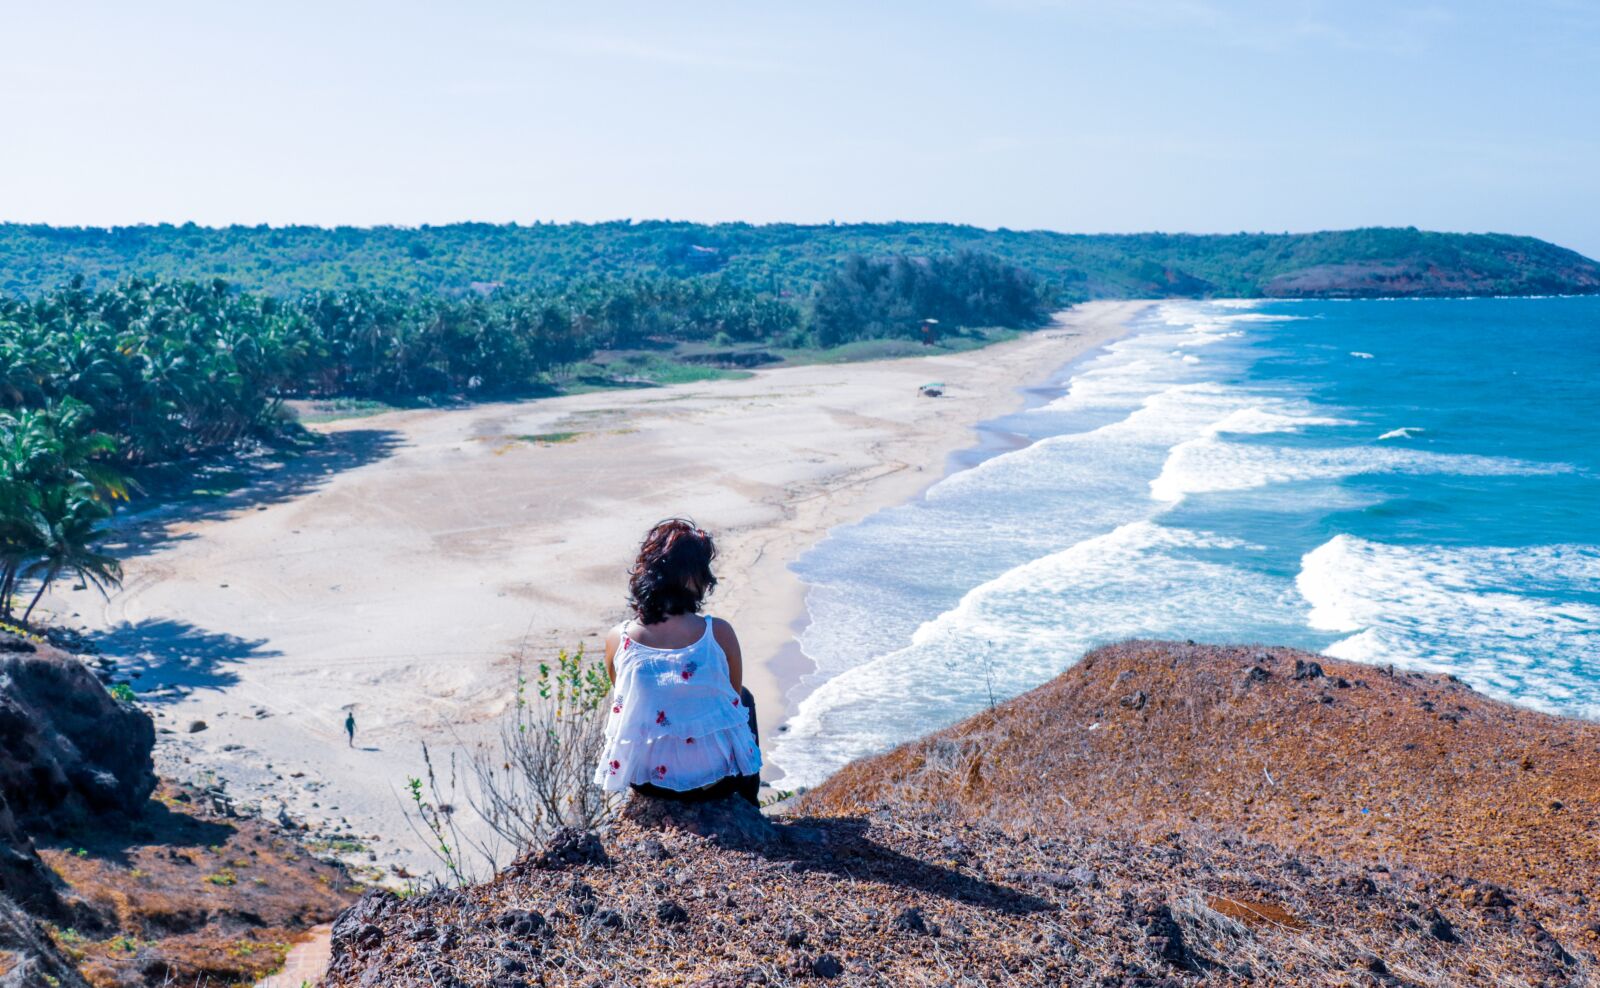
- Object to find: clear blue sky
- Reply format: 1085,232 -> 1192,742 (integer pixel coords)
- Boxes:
3,1 -> 1596,257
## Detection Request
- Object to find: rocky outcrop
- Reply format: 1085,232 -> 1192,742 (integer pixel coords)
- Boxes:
319,641 -> 1599,986
0,633 -> 156,833
0,894 -> 90,988
0,796 -> 65,922
321,797 -> 1593,986
804,641 -> 1600,943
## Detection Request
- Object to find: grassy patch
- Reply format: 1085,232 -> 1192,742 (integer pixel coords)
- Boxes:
773,327 -> 1023,365
288,397 -> 404,424
515,432 -> 581,445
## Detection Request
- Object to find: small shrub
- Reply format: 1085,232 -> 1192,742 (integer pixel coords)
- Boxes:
404,645 -> 621,883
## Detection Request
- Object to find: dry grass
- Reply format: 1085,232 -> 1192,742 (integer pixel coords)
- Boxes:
38,783 -> 357,987
318,642 -> 1599,986
803,641 -> 1600,945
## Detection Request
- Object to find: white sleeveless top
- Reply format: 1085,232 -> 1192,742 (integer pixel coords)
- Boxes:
593,615 -> 761,792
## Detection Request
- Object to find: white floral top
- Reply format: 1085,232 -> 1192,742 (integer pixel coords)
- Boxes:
594,616 -> 761,791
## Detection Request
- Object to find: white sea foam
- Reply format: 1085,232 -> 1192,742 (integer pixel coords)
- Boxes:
1151,438 -> 1569,504
1296,536 -> 1600,716
772,522 -> 1307,788
1377,427 -> 1423,440
1351,351 -> 1375,359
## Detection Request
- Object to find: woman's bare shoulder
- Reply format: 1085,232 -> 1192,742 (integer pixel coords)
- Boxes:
710,616 -> 738,643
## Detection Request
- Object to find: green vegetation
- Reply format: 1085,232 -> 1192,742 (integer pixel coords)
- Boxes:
2,221 -> 1594,300
516,432 -> 582,445
0,400 -> 126,623
1,221 -> 1591,630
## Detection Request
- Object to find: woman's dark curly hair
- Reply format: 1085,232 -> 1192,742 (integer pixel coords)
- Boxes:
628,519 -> 718,625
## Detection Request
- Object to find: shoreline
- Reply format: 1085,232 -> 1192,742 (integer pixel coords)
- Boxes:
39,300 -> 1149,872
751,301 -> 1152,739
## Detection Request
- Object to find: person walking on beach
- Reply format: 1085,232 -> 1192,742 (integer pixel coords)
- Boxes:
594,518 -> 762,805
344,710 -> 356,748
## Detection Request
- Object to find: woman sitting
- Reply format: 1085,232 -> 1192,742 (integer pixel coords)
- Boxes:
594,519 -> 762,805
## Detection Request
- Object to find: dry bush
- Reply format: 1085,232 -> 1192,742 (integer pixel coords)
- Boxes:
405,646 -> 622,884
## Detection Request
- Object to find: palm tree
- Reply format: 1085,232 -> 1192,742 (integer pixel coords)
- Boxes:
19,479 -> 121,624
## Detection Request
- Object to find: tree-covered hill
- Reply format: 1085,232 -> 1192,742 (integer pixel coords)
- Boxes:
2,222 -> 1596,301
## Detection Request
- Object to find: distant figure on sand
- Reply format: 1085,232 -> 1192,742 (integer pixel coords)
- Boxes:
595,519 -> 762,805
344,710 -> 356,748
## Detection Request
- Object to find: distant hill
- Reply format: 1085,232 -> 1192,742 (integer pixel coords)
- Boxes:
2,222 -> 1596,301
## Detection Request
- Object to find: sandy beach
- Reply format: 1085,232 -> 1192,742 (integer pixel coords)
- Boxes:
39,300 -> 1147,873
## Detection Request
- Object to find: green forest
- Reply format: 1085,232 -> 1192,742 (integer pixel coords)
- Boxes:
3,222 -> 1597,301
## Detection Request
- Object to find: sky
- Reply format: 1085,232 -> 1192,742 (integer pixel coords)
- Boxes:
2,1 -> 1597,257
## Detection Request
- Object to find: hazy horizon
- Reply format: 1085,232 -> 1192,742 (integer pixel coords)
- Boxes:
4,1 -> 1596,257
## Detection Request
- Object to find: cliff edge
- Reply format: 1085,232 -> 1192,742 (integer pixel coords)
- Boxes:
322,641 -> 1598,987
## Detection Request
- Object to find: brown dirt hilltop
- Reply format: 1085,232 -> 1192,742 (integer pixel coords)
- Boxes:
804,640 -> 1600,934
322,641 -> 1600,987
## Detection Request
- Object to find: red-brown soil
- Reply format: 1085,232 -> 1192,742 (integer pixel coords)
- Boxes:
320,641 -> 1600,986
802,640 -> 1600,938
39,783 -> 360,987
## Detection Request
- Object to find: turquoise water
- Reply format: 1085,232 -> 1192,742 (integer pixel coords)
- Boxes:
769,297 -> 1600,787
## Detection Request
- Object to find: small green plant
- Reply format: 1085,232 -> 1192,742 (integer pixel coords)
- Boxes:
403,643 -> 620,884
73,848 -> 87,858
760,789 -> 797,809
109,935 -> 141,953
205,869 -> 238,886
516,431 -> 581,445
108,682 -> 137,704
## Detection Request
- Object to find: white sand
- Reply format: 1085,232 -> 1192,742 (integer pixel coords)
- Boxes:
40,301 -> 1148,875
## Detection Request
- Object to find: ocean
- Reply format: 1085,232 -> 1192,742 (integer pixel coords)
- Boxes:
769,297 -> 1600,789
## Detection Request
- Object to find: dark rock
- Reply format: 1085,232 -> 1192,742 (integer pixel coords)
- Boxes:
566,879 -> 596,901
1242,666 -> 1270,685
1132,901 -> 1202,973
1119,690 -> 1148,711
328,890 -> 402,976
1424,909 -> 1458,943
493,909 -> 546,936
811,953 -> 844,978
187,720 -> 208,733
784,926 -> 807,948
0,640 -> 157,832
0,891 -> 91,987
0,792 -> 70,920
621,792 -> 780,849
592,908 -> 625,930
1292,659 -> 1324,680
527,827 -> 609,871
892,907 -> 929,934
656,900 -> 690,926
355,923 -> 383,950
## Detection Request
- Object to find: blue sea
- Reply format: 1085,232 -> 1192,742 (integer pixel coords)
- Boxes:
769,297 -> 1600,788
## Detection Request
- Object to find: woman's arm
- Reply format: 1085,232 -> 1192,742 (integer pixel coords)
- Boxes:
603,627 -> 622,684
712,617 -> 742,695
